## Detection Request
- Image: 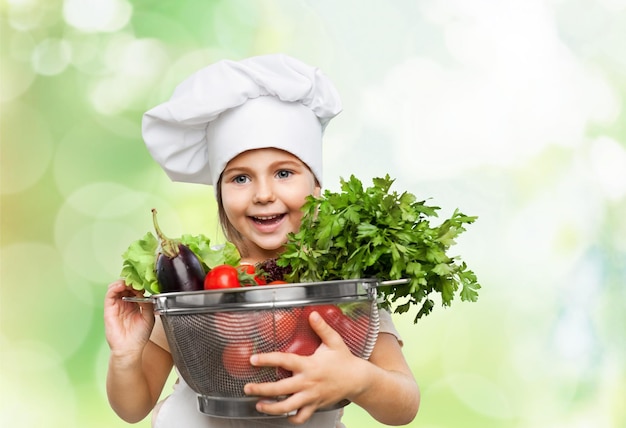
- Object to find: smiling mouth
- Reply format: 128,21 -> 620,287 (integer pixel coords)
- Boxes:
251,214 -> 285,225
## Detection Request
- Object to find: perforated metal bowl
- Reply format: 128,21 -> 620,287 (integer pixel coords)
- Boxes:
133,278 -> 388,418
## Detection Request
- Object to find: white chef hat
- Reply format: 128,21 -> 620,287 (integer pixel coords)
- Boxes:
141,53 -> 342,187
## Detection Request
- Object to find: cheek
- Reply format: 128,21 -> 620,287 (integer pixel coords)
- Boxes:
221,193 -> 246,220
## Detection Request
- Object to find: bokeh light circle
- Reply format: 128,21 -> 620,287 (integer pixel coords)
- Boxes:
0,339 -> 77,427
54,182 -> 185,284
31,37 -> 72,75
52,120 -> 150,198
0,101 -> 54,194
0,27 -> 36,101
0,242 -> 93,359
63,0 -> 132,33
589,136 -> 626,200
446,372 -> 513,419
65,181 -> 149,218
88,36 -> 170,115
5,0 -> 47,31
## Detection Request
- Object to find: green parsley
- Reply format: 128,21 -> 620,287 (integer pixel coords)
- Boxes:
277,174 -> 481,323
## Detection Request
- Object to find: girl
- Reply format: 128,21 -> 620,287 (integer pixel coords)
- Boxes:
104,54 -> 420,427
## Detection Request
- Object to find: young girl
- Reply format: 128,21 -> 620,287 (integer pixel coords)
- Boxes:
104,54 -> 420,427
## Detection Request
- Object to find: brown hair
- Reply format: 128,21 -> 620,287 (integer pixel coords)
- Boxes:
216,176 -> 250,257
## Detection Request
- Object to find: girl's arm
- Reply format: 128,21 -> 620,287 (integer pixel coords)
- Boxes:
244,311 -> 420,425
104,280 -> 174,423
343,332 -> 420,424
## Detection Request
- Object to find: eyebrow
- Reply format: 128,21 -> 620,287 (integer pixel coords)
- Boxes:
224,159 -> 305,175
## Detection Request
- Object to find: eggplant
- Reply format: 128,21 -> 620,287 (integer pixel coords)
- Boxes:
152,208 -> 205,293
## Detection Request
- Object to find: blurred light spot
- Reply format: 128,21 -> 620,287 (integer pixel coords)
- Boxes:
60,222 -> 118,282
598,0 -> 626,11
212,0 -> 261,50
0,339 -> 77,427
89,76 -> 133,114
0,102 -> 53,194
63,0 -> 132,33
151,48 -> 227,101
0,31 -> 36,101
31,38 -> 72,75
446,372 -> 513,419
117,38 -> 169,79
64,30 -> 111,75
88,36 -> 169,114
589,136 -> 626,201
93,219 -> 149,277
95,342 -> 113,402
54,186 -> 177,281
441,313 -> 470,372
5,0 -> 46,31
0,242 -> 92,359
7,28 -> 36,61
54,182 -> 166,280
551,254 -> 600,369
52,121 -> 147,197
553,308 -> 595,362
365,2 -> 617,181
65,182 -> 149,218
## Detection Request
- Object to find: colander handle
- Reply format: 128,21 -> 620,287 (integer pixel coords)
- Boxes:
122,296 -> 154,303
378,279 -> 410,286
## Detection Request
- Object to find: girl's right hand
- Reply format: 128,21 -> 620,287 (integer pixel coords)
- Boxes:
104,280 -> 155,358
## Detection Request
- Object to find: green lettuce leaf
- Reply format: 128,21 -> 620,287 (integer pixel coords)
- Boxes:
120,231 -> 241,295
120,232 -> 160,294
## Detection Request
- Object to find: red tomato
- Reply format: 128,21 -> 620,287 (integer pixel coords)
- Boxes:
278,328 -> 321,357
236,264 -> 267,286
204,265 -> 241,289
221,340 -> 258,379
334,314 -> 371,356
275,326 -> 321,378
302,304 -> 372,356
258,307 -> 302,346
268,280 -> 288,285
211,311 -> 252,341
281,332 -> 320,356
302,304 -> 345,330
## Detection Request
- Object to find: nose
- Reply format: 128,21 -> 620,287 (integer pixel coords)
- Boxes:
252,178 -> 275,204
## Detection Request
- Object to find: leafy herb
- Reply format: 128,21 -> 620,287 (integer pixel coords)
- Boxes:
120,232 -> 240,294
277,174 -> 481,323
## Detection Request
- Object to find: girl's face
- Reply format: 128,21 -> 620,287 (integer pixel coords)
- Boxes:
220,148 -> 320,262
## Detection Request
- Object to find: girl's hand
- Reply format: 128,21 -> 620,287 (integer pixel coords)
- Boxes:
244,311 -> 368,424
104,280 -> 155,359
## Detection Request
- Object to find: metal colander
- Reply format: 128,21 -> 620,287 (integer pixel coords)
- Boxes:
140,278 -> 386,418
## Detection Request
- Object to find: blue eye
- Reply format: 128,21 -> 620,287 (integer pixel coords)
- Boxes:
276,170 -> 292,179
233,175 -> 249,184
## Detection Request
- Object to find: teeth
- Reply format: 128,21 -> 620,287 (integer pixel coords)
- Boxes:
255,215 -> 280,220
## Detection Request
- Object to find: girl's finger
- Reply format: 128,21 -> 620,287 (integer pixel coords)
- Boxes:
254,392 -> 306,417
307,311 -> 345,349
249,351 -> 301,370
244,372 -> 300,398
287,404 -> 317,425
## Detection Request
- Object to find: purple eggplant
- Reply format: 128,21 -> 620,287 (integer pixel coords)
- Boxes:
152,208 -> 205,293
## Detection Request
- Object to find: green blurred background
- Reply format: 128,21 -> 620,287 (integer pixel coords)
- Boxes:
1,0 -> 625,427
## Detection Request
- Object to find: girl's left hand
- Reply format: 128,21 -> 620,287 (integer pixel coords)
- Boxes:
243,311 -> 368,424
